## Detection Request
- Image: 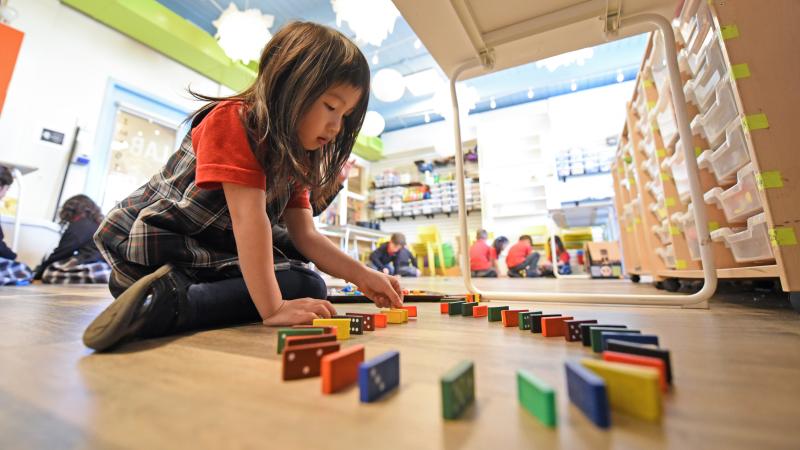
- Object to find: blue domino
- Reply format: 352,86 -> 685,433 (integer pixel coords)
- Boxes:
600,333 -> 659,351
358,351 -> 400,403
565,360 -> 610,428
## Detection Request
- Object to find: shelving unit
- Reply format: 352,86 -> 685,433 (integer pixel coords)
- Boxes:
612,0 -> 799,302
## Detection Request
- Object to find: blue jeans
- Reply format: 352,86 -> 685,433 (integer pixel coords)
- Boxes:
508,252 -> 541,278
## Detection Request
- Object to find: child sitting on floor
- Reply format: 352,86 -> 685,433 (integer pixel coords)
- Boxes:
0,166 -> 33,285
469,229 -> 497,277
505,235 -> 541,278
368,233 -> 419,277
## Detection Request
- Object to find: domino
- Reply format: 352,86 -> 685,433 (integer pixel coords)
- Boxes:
440,303 -> 450,314
441,360 -> 475,419
399,305 -> 417,318
565,320 -> 598,342
374,313 -> 388,328
517,369 -> 557,427
292,325 -> 337,335
603,351 -> 667,392
580,324 -> 626,346
461,302 -> 477,316
358,351 -> 400,402
565,360 -> 610,429
487,305 -> 510,322
501,309 -> 528,327
345,313 -> 375,331
591,329 -> 641,353
282,341 -> 341,380
541,316 -> 574,337
581,358 -> 662,421
321,344 -> 366,394
472,305 -> 488,318
276,328 -> 326,354
332,315 -> 363,335
312,318 -> 352,340
605,340 -> 672,384
381,309 -> 408,324
530,314 -> 561,333
518,311 -> 543,330
284,333 -> 337,353
598,333 -> 659,353
448,302 -> 466,316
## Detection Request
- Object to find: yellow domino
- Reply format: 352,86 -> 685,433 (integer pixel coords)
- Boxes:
381,309 -> 408,324
312,318 -> 350,340
581,358 -> 662,421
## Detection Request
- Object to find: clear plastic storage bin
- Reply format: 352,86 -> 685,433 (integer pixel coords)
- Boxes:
652,219 -> 671,245
684,37 -> 726,113
664,148 -> 691,204
690,78 -> 740,148
654,94 -> 679,147
656,245 -> 676,268
671,204 -> 702,261
640,130 -> 657,157
697,119 -> 750,185
704,163 -> 763,223
710,212 -> 774,262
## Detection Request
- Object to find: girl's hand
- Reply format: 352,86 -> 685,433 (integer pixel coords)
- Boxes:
355,269 -> 403,309
262,298 -> 337,327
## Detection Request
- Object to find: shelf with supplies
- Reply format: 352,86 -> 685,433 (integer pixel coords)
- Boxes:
611,0 -> 799,299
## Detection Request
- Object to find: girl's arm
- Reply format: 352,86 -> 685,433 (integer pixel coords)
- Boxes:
283,208 -> 403,308
223,183 -> 336,323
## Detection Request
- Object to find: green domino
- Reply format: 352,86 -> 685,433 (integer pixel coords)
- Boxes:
590,328 -> 641,353
487,305 -> 510,322
517,369 -> 557,427
276,328 -> 325,354
441,360 -> 475,419
518,311 -> 543,330
461,302 -> 477,316
448,301 -> 466,315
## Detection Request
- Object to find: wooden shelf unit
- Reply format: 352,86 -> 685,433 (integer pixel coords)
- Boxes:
612,0 -> 798,296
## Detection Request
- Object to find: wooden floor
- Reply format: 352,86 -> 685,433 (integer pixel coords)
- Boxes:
1,278 -> 799,450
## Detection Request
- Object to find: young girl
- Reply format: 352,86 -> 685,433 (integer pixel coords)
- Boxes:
0,165 -> 34,285
34,194 -> 111,284
83,22 -> 403,352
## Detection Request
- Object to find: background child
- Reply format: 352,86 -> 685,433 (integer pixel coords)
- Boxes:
469,229 -> 497,277
33,194 -> 111,284
505,235 -> 541,278
0,166 -> 33,285
368,232 -> 419,277
540,235 -> 572,276
83,22 -> 403,352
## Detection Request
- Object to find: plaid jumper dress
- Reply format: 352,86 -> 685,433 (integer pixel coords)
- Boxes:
94,109 -> 296,298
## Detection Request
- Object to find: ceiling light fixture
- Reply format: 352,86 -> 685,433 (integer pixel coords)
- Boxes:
361,111 -> 386,136
372,68 -> 405,102
213,3 -> 274,64
331,0 -> 400,47
527,88 -> 534,99
404,68 -> 443,97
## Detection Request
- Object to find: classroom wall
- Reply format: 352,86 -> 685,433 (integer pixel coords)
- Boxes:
0,0 -> 227,221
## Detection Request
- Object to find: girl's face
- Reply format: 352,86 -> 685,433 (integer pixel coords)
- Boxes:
298,83 -> 362,151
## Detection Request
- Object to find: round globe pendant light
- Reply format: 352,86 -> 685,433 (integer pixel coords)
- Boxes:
372,68 -> 405,102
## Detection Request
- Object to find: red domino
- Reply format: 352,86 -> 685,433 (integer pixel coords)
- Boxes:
321,345 -> 366,394
602,351 -> 668,392
440,303 -> 450,314
374,313 -> 388,328
282,341 -> 341,381
472,305 -> 488,317
541,316 -> 574,337
292,325 -> 337,336
284,333 -> 337,351
399,305 -> 417,317
501,309 -> 528,327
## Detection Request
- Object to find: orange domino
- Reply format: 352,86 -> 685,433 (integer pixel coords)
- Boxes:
285,333 -> 337,351
293,325 -> 337,336
541,316 -> 574,337
501,309 -> 528,327
321,344 -> 366,394
400,305 -> 418,317
603,351 -> 668,392
472,305 -> 488,318
374,313 -> 388,328
440,303 -> 450,314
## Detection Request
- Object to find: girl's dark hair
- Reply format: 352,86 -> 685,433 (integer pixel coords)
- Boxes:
492,236 -> 509,256
0,166 -> 13,187
548,236 -> 566,254
190,21 -> 370,208
59,195 -> 103,225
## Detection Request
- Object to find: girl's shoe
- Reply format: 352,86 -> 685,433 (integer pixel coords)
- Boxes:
82,264 -> 192,352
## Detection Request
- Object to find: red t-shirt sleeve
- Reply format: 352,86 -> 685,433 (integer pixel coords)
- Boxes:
489,246 -> 497,262
286,183 -> 311,210
192,101 -> 267,191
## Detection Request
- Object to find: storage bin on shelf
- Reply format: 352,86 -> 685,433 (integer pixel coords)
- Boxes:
653,93 -> 679,147
671,204 -> 701,261
681,0 -> 715,59
645,179 -> 661,199
652,219 -> 671,245
710,212 -> 774,263
683,36 -> 726,113
649,193 -> 668,221
655,244 -> 676,268
690,78 -> 740,148
697,119 -> 750,185
644,155 -> 660,180
663,142 -> 691,203
640,129 -> 657,157
703,162 -> 763,223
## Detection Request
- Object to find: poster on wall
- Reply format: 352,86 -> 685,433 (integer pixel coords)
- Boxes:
0,23 -> 24,116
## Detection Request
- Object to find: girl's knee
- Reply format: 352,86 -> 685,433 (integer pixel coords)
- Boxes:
292,266 -> 327,299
